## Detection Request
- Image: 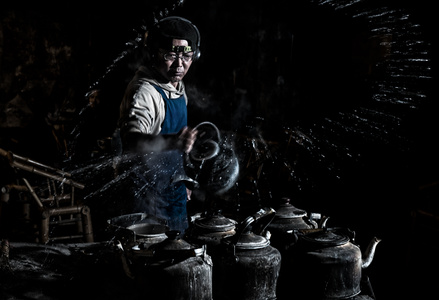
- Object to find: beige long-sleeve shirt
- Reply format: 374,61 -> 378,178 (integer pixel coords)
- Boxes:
118,65 -> 188,140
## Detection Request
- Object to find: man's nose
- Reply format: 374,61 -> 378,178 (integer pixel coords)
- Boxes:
173,56 -> 184,67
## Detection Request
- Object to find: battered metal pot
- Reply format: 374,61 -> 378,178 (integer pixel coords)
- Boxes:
266,198 -> 321,252
140,230 -> 213,300
107,213 -> 169,248
216,208 -> 281,300
267,198 -> 323,299
288,228 -> 381,299
116,230 -> 213,300
186,210 -> 237,255
186,210 -> 237,299
126,223 -> 169,248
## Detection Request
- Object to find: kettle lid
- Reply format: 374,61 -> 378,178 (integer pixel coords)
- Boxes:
127,223 -> 169,238
275,198 -> 307,219
149,230 -> 199,253
301,229 -> 350,247
194,211 -> 237,232
235,231 -> 270,250
146,231 -> 207,265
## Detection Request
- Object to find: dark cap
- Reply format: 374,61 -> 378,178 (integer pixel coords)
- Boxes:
148,17 -> 199,53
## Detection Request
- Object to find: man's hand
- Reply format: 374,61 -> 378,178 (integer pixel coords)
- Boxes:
179,126 -> 198,153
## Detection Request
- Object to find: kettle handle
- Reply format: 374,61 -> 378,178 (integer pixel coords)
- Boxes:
188,122 -> 222,162
115,240 -> 135,280
193,121 -> 221,143
232,207 -> 276,245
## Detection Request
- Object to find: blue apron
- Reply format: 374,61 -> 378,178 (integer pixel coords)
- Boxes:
143,84 -> 188,233
153,84 -> 187,135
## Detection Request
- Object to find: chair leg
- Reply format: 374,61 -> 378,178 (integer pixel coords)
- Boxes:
40,209 -> 50,244
80,205 -> 94,243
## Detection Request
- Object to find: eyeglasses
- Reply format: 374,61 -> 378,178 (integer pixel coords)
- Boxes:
162,52 -> 194,63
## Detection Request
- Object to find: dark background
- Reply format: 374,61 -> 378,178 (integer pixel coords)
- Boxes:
1,0 -> 439,298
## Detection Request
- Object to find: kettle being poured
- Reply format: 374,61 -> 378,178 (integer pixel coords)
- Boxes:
184,122 -> 240,195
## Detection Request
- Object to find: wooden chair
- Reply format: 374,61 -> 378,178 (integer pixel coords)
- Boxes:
0,148 -> 93,244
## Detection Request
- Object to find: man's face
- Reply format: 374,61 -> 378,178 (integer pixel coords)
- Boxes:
154,39 -> 194,86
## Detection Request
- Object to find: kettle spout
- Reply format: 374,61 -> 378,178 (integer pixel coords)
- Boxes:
361,236 -> 382,269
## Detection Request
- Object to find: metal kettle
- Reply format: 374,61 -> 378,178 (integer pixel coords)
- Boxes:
186,209 -> 237,256
266,199 -> 325,299
184,122 -> 240,195
288,227 -> 381,299
118,230 -> 213,300
107,213 -> 169,248
266,198 -> 322,252
216,207 -> 282,300
186,210 -> 237,300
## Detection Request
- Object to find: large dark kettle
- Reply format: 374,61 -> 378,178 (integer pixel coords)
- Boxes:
107,213 -> 169,248
184,122 -> 239,195
266,199 -> 325,299
266,198 -> 322,252
186,210 -> 237,300
287,227 -> 381,299
186,209 -> 237,256
216,207 -> 282,300
117,230 -> 213,300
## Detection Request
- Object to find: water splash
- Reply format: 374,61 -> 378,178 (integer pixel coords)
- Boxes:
292,0 -> 431,174
60,0 -> 434,225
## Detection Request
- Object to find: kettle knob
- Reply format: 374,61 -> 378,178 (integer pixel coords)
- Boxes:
165,230 -> 181,240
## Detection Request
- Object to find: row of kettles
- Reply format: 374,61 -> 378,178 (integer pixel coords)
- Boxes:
108,198 -> 381,300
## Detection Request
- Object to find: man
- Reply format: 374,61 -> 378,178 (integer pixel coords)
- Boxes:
117,16 -> 200,233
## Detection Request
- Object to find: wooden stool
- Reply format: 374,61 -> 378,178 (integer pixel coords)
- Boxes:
0,148 -> 93,244
40,204 -> 93,244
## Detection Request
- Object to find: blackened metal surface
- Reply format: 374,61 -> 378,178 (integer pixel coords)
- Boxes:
217,246 -> 281,300
136,256 -> 213,300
